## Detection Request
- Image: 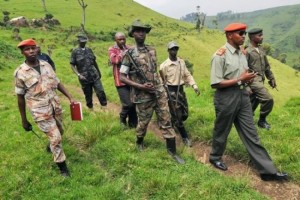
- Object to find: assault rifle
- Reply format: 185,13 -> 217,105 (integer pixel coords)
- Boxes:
159,70 -> 180,126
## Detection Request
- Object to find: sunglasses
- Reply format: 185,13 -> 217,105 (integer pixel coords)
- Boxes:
236,30 -> 247,36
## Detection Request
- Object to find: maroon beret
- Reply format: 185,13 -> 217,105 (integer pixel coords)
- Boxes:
17,39 -> 37,48
224,23 -> 247,32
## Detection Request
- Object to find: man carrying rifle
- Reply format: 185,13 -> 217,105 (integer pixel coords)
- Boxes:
159,41 -> 200,147
246,28 -> 277,130
120,20 -> 184,164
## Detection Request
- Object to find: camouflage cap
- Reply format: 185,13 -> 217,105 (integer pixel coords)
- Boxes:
77,33 -> 88,42
128,19 -> 151,37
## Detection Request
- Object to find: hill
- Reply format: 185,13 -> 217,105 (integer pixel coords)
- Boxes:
181,4 -> 300,68
0,0 -> 300,199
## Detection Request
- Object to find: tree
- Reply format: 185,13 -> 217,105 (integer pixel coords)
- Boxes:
78,0 -> 88,31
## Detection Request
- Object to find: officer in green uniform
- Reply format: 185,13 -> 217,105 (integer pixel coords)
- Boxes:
209,23 -> 288,181
119,19 -> 184,164
246,28 -> 276,130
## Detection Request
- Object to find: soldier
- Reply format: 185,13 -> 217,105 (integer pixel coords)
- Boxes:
70,34 -> 107,110
14,39 -> 73,177
246,28 -> 276,130
108,32 -> 137,128
209,23 -> 288,181
36,45 -> 56,71
159,41 -> 200,147
119,19 -> 184,164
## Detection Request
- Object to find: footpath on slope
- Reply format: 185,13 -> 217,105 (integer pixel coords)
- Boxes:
67,85 -> 300,200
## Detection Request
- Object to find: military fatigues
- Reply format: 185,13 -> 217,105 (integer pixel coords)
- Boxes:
120,45 -> 175,139
70,47 -> 107,108
246,44 -> 274,117
160,58 -> 196,129
14,60 -> 66,163
209,43 -> 277,174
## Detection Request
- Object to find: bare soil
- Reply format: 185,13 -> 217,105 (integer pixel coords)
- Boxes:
69,87 -> 300,200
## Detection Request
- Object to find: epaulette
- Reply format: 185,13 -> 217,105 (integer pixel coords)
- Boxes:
216,47 -> 226,56
13,67 -> 22,77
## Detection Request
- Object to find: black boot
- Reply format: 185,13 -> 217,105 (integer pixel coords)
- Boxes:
258,115 -> 271,130
57,161 -> 70,177
177,127 -> 192,147
166,138 -> 185,164
136,137 -> 144,151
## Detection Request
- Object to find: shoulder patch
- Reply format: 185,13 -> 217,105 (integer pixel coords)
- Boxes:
216,48 -> 226,56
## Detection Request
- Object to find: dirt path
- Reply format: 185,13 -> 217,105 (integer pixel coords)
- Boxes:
68,86 -> 300,199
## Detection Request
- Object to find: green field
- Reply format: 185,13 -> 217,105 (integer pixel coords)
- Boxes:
0,0 -> 299,199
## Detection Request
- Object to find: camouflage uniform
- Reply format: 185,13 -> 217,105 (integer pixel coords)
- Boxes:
70,47 -> 107,108
120,46 -> 175,139
14,60 -> 66,163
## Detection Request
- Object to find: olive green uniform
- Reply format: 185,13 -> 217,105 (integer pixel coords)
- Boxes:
210,43 -> 277,174
246,44 -> 275,117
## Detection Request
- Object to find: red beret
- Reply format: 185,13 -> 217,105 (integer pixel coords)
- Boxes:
224,23 -> 247,32
17,39 -> 37,48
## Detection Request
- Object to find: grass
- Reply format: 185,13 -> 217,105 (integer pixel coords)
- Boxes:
0,0 -> 299,199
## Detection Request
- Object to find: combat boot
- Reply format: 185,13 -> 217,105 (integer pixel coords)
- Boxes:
166,138 -> 185,164
177,127 -> 192,147
136,136 -> 144,151
57,161 -> 70,177
258,116 -> 271,130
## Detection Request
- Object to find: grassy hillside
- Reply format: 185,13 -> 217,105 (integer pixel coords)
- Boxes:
0,0 -> 299,199
183,4 -> 300,67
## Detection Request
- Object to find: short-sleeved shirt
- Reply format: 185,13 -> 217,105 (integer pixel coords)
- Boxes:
160,57 -> 196,86
14,60 -> 62,122
120,45 -> 163,103
246,44 -> 274,81
70,47 -> 100,84
210,42 -> 248,85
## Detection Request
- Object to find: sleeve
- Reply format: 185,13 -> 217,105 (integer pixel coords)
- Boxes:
14,69 -> 26,95
264,56 -> 275,80
120,53 -> 131,74
210,55 -> 225,85
109,47 -> 122,65
70,50 -> 77,65
182,61 -> 196,86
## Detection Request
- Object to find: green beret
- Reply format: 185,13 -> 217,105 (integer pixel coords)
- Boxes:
128,19 -> 151,37
248,28 -> 263,35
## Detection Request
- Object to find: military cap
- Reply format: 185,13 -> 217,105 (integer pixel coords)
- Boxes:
128,19 -> 151,37
248,28 -> 263,35
17,39 -> 36,48
224,23 -> 247,32
77,33 -> 88,42
167,41 -> 179,49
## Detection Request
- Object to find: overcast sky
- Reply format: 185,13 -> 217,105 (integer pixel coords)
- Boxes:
134,0 -> 300,19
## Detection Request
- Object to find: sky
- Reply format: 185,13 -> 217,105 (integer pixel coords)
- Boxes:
134,0 -> 300,19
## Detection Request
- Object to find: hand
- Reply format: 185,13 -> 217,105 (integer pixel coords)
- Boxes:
69,97 -> 75,104
141,82 -> 156,93
268,79 -> 277,88
78,74 -> 86,80
22,120 -> 32,132
239,70 -> 257,83
193,85 -> 200,96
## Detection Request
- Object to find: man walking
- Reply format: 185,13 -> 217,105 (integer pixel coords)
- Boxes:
120,20 -> 184,164
209,23 -> 288,181
108,32 -> 137,128
70,34 -> 107,110
159,41 -> 200,147
14,39 -> 73,177
246,28 -> 276,130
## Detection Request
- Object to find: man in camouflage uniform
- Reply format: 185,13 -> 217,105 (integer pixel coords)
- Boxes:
14,39 -> 73,177
120,20 -> 184,164
246,28 -> 276,130
160,41 -> 200,147
70,34 -> 107,110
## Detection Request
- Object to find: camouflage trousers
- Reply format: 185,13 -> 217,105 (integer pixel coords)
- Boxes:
36,114 -> 66,163
135,90 -> 176,139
